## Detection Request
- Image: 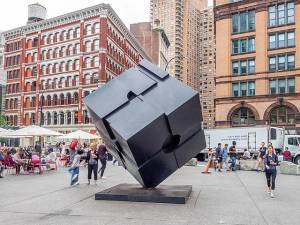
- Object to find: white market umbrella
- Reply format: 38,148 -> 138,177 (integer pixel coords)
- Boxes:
9,125 -> 62,137
58,130 -> 99,140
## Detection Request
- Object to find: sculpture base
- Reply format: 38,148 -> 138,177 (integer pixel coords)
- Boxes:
95,183 -> 192,204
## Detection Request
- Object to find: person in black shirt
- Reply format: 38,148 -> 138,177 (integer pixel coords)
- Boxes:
229,141 -> 237,171
97,144 -> 108,179
86,143 -> 99,185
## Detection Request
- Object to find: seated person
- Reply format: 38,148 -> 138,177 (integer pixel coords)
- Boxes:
283,147 -> 291,161
13,149 -> 26,174
242,149 -> 251,160
45,149 -> 57,163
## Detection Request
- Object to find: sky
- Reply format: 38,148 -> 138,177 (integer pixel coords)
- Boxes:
0,0 -> 213,31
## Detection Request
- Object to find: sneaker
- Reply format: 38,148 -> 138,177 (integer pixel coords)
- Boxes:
267,189 -> 271,194
74,182 -> 80,186
270,191 -> 275,198
87,180 -> 90,185
101,176 -> 106,179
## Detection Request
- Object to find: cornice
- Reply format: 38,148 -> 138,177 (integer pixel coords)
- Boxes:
215,0 -> 300,21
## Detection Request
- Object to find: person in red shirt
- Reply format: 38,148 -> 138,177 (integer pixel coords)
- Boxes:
283,147 -> 291,162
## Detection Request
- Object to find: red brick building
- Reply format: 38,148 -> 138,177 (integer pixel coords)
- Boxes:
2,3 -> 150,133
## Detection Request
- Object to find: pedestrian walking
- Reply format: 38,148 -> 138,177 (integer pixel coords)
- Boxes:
68,149 -> 83,186
97,144 -> 108,179
202,148 -> 213,174
86,143 -> 99,185
229,142 -> 237,171
215,143 -> 223,172
264,145 -> 278,198
68,139 -> 79,166
256,142 -> 267,172
222,144 -> 229,171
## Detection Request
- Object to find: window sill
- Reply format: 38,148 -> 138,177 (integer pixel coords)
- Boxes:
232,30 -> 255,35
268,68 -> 296,73
268,22 -> 295,29
231,51 -> 256,56
268,46 -> 296,51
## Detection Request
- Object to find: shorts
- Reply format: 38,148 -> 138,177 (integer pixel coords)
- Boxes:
218,157 -> 223,163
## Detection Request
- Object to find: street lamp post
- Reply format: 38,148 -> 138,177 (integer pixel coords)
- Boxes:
164,55 -> 187,71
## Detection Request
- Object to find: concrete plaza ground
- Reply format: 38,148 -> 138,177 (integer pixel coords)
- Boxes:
1,164 -> 300,225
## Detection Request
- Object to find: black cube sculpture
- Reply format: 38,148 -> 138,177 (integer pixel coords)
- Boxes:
84,59 -> 206,189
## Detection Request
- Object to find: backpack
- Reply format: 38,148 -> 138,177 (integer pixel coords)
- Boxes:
69,140 -> 78,150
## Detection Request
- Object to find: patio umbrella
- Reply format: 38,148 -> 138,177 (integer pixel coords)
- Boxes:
57,130 -> 99,140
9,125 -> 62,137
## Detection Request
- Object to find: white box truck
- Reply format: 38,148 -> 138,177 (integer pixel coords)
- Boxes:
199,126 -> 300,163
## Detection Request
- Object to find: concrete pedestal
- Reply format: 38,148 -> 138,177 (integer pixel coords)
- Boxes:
95,183 -> 192,204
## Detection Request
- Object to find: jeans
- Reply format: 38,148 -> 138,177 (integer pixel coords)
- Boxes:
230,156 -> 236,171
98,158 -> 107,177
265,170 -> 277,190
88,163 -> 98,180
68,167 -> 79,185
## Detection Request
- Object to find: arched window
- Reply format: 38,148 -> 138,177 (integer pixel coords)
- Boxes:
53,79 -> 58,89
85,41 -> 92,52
74,111 -> 78,124
42,36 -> 47,45
66,93 -> 72,104
53,112 -> 58,125
25,97 -> 30,108
46,79 -> 52,89
46,95 -> 51,106
75,59 -> 80,70
67,45 -> 73,55
32,96 -> 36,107
270,106 -> 296,125
41,112 -> 45,125
84,74 -> 91,85
48,49 -> 53,59
31,113 -> 36,125
75,27 -> 80,38
53,94 -> 58,105
40,95 -> 45,106
74,75 -> 79,86
40,80 -> 45,90
54,32 -> 60,42
67,76 -> 72,87
68,29 -> 73,39
74,92 -> 78,104
75,44 -> 80,54
93,39 -> 99,50
46,112 -> 51,125
61,62 -> 66,72
231,107 -> 256,127
48,64 -> 53,74
32,81 -> 36,91
49,34 -> 54,44
33,52 -> 38,62
67,111 -> 72,124
55,63 -> 59,73
85,24 -> 92,35
54,48 -> 60,58
25,113 -> 30,125
41,65 -> 46,75
60,77 -> 66,88
59,111 -> 64,125
85,58 -> 91,68
61,46 -> 66,57
94,56 -> 99,67
67,61 -> 72,71
42,50 -> 47,60
14,98 -> 18,109
60,94 -> 65,105
83,110 -> 89,124
61,31 -> 67,41
92,73 -> 98,84
94,23 -> 100,32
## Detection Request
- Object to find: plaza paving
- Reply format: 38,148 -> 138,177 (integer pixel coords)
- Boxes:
1,164 -> 300,225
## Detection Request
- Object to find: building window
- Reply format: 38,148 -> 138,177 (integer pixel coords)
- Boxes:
270,106 -> 296,125
231,107 -> 256,127
232,59 -> 255,75
268,2 -> 294,27
232,10 -> 255,34
269,77 -> 295,95
269,31 -> 295,49
232,81 -> 255,97
269,53 -> 295,72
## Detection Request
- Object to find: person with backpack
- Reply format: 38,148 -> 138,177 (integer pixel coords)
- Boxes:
68,139 -> 79,166
229,141 -> 237,171
86,143 -> 99,185
97,144 -> 108,179
264,145 -> 278,198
